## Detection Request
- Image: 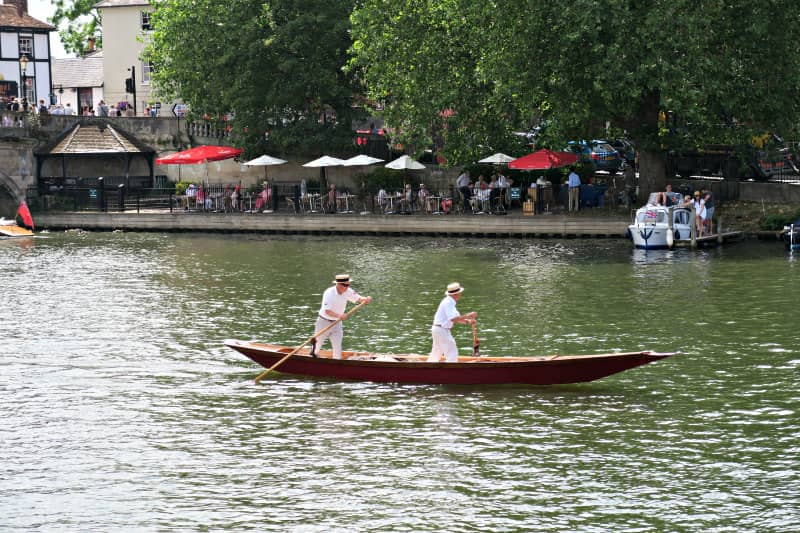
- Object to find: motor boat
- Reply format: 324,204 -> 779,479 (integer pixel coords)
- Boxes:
628,195 -> 695,249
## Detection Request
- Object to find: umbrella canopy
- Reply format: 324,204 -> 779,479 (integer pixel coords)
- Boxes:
244,155 -> 287,166
385,155 -> 425,170
342,155 -> 385,167
508,149 -> 579,170
302,155 -> 346,168
478,152 -> 515,164
155,145 -> 243,165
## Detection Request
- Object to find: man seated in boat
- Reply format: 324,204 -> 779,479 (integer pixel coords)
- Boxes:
653,184 -> 681,206
427,282 -> 477,362
310,274 -> 372,359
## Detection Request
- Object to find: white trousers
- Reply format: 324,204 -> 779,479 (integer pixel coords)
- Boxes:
314,316 -> 343,359
428,326 -> 458,362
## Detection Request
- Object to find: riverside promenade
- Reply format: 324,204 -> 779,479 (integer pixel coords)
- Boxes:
34,211 -> 630,238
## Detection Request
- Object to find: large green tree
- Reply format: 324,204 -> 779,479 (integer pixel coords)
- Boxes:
50,0 -> 101,56
350,0 -> 800,191
146,0 -> 361,156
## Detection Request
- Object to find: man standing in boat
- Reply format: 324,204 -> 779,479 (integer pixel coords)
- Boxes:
311,274 -> 372,359
427,282 -> 478,362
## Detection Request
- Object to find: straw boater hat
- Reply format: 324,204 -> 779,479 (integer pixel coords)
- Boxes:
334,274 -> 351,285
445,282 -> 464,295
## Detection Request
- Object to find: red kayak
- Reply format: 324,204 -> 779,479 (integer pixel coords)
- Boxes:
225,340 -> 675,385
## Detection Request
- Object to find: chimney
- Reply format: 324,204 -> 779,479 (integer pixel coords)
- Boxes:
6,1 -> 29,17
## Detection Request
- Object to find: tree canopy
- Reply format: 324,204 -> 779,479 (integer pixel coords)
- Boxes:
50,0 -> 101,56
350,0 -> 800,188
146,0 -> 362,157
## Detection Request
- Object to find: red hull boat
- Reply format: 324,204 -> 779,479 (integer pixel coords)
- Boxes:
225,340 -> 675,385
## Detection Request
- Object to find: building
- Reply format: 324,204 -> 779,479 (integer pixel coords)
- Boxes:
0,0 -> 54,107
96,0 -> 157,116
51,49 -> 104,114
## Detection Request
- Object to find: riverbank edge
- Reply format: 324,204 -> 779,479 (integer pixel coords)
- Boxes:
33,211 -> 786,241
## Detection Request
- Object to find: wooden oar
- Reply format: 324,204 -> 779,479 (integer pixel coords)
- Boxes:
471,321 -> 480,356
254,300 -> 369,384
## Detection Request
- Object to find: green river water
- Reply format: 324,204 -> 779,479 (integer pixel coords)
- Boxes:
1,232 -> 798,531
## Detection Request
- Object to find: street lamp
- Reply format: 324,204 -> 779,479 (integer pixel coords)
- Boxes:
19,54 -> 29,113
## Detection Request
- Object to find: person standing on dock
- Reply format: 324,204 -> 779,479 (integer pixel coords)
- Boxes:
311,274 -> 372,359
428,282 -> 477,362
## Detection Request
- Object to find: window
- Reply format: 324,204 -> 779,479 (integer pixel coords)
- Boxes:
19,36 -> 33,56
141,62 -> 154,84
140,11 -> 152,31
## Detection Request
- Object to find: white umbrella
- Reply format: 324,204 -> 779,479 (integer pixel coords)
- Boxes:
244,155 -> 288,166
302,155 -> 346,167
478,152 -> 515,164
342,155 -> 384,166
385,155 -> 425,170
244,154 -> 287,184
303,155 -> 345,191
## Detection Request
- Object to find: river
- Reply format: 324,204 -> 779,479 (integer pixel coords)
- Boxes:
1,232 -> 798,531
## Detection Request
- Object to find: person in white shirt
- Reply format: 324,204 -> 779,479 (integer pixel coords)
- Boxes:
63,103 -> 74,116
427,282 -> 477,362
456,170 -> 472,211
311,274 -> 372,359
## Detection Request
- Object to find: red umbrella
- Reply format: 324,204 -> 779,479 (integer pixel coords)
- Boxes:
508,149 -> 578,170
155,145 -> 243,165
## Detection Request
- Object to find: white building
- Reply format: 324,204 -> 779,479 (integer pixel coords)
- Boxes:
96,0 -> 158,116
0,0 -> 54,108
51,50 -> 104,114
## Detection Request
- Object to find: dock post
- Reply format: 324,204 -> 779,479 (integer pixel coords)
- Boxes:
690,203 -> 697,248
717,218 -> 723,244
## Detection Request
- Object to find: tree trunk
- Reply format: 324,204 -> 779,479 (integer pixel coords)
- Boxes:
638,149 -> 666,203
633,88 -> 667,203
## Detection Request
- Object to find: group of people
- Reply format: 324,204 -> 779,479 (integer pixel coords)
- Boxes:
1,97 -> 147,118
455,170 -> 514,213
182,182 -> 273,212
376,183 -> 435,214
310,274 -> 476,363
653,183 -> 715,236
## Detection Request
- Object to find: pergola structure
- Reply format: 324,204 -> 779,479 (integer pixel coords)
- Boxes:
34,120 -> 156,192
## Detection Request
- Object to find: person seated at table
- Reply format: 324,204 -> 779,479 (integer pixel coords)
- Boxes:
255,182 -> 272,212
377,187 -> 388,212
196,185 -> 207,211
231,185 -> 241,211
473,185 -> 491,213
184,183 -> 197,210
326,183 -> 336,213
418,183 -> 431,213
222,185 -> 233,212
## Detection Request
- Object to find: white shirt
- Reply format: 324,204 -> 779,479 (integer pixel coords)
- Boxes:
497,174 -> 508,188
319,285 -> 361,319
432,295 -> 460,329
456,173 -> 470,188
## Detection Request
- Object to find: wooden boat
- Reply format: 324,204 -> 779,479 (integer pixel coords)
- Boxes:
225,339 -> 675,385
0,218 -> 34,238
0,201 -> 35,239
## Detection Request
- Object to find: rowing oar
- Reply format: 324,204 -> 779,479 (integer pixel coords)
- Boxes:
254,300 -> 369,384
471,320 -> 480,356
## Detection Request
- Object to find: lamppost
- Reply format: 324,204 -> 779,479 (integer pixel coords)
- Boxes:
19,54 -> 28,113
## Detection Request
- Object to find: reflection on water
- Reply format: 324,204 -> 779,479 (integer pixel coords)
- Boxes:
1,232 -> 798,530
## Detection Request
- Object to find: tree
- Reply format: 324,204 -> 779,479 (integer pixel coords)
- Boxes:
146,0 -> 363,157
350,0 -> 800,192
50,0 -> 102,56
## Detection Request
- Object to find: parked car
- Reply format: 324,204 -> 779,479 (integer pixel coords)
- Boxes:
564,140 -> 625,173
610,138 -> 636,163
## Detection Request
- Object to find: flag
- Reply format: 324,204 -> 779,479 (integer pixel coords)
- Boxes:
16,200 -> 34,231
